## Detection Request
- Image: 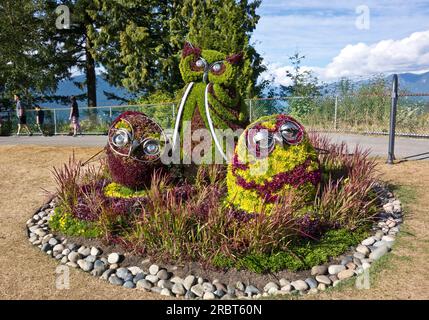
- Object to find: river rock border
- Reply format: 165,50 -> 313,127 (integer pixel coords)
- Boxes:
26,183 -> 402,299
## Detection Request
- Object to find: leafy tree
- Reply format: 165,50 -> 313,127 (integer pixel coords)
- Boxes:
88,0 -> 265,99
0,0 -> 71,105
87,0 -> 185,96
280,52 -> 321,118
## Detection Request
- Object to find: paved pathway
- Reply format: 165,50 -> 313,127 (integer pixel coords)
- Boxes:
0,133 -> 428,160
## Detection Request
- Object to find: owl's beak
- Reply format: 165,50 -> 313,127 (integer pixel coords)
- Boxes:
203,70 -> 209,83
130,139 -> 140,155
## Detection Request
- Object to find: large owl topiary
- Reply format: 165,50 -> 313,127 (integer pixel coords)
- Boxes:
226,114 -> 321,214
105,111 -> 167,191
172,42 -> 248,162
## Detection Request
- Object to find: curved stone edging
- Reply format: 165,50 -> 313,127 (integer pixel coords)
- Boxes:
26,183 -> 403,299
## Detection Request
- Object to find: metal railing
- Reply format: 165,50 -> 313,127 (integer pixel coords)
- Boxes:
1,93 -> 428,137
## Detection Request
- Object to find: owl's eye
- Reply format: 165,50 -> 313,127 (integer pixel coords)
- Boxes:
112,129 -> 130,148
279,121 -> 303,145
211,62 -> 223,72
195,59 -> 205,68
253,131 -> 274,151
142,139 -> 160,156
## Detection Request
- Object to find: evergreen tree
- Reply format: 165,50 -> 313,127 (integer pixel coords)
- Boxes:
53,0 -> 99,107
0,0 -> 71,104
89,0 -> 265,99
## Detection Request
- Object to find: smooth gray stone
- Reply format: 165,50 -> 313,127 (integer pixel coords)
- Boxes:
48,238 -> 59,246
244,285 -> 260,296
85,255 -> 96,263
203,292 -> 215,300
264,282 -> 280,292
151,286 -> 162,294
191,284 -> 205,297
291,280 -> 309,291
202,282 -> 215,293
77,259 -> 93,272
136,279 -> 153,290
183,275 -> 196,291
185,290 -> 196,299
133,272 -> 146,284
41,243 -> 51,252
123,281 -> 136,289
214,289 -> 226,298
100,269 -> 115,281
116,267 -> 132,280
157,269 -> 170,280
149,264 -> 159,275
158,280 -> 173,290
315,275 -> 331,285
109,275 -> 124,286
328,265 -> 346,275
145,274 -> 159,284
311,265 -> 328,275
67,251 -> 81,263
369,245 -> 389,260
107,253 -> 120,264
161,288 -> 172,296
172,283 -> 186,296
235,281 -> 245,291
91,260 -> 107,277
305,278 -> 318,289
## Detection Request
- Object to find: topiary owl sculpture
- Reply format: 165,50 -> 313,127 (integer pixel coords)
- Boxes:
172,42 -> 248,162
226,114 -> 321,214
105,111 -> 167,191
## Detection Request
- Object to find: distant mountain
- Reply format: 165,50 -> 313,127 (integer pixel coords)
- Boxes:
39,75 -> 135,108
42,71 -> 428,109
397,72 -> 429,93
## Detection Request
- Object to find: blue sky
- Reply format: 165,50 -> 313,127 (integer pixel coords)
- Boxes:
252,0 -> 429,84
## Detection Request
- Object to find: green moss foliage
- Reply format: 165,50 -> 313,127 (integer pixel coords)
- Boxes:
212,227 -> 370,273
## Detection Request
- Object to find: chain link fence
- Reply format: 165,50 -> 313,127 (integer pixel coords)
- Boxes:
1,94 -> 428,137
248,94 -> 429,137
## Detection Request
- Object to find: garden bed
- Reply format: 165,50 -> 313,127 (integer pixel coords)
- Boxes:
25,134 -> 404,299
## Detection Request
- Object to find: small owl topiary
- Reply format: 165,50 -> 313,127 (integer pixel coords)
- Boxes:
105,111 -> 166,191
226,114 -> 321,214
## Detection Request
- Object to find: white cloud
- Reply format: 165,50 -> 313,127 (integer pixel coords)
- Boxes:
264,30 -> 429,85
324,30 -> 429,78
253,0 -> 429,68
261,63 -> 325,86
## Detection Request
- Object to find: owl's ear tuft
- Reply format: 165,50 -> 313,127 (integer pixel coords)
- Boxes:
182,42 -> 201,58
226,52 -> 244,65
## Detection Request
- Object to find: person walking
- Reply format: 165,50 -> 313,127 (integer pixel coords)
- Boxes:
34,105 -> 45,135
69,96 -> 81,137
15,94 -> 32,136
